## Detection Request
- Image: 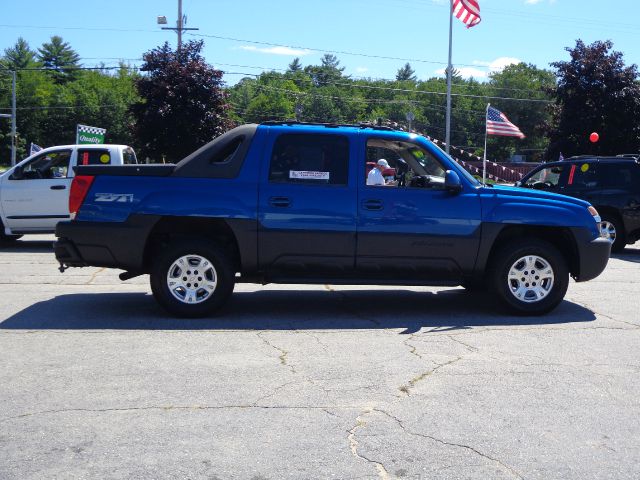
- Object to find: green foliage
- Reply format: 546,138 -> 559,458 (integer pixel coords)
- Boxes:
1,36 -> 139,164
2,38 -> 38,69
487,63 -> 555,161
37,36 -> 80,84
396,63 -> 416,82
130,41 -> 231,162
547,40 -> 640,158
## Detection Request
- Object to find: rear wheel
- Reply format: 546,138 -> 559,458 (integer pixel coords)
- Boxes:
599,215 -> 626,253
150,239 -> 235,317
490,239 -> 569,315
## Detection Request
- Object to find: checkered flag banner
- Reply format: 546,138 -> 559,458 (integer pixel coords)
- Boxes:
76,124 -> 106,144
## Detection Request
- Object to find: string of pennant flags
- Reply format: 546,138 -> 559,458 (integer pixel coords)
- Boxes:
429,136 -> 525,182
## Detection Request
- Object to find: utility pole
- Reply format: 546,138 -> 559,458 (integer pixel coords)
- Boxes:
11,70 -> 16,166
0,67 -> 17,166
159,0 -> 199,50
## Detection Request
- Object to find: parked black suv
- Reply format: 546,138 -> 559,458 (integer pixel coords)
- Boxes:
517,156 -> 640,252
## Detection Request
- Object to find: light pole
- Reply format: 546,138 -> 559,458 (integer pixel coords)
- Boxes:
158,0 -> 199,50
0,67 -> 17,166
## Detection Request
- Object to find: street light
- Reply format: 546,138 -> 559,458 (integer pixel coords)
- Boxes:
158,0 -> 199,50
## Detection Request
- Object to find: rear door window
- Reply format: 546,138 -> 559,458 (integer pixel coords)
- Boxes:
565,162 -> 598,190
78,149 -> 112,166
269,134 -> 349,186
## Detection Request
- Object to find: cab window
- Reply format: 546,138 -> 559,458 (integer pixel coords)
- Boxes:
15,150 -> 72,179
523,165 -> 564,190
365,138 -> 448,189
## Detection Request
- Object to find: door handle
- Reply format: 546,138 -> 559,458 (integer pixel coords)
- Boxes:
50,185 -> 67,190
269,196 -> 291,208
362,199 -> 383,211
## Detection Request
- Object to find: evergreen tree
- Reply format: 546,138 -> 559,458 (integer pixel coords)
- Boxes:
2,38 -> 37,69
396,63 -> 416,82
287,57 -> 302,73
37,36 -> 80,83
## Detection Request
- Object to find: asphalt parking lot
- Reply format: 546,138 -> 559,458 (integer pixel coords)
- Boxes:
1,236 -> 639,480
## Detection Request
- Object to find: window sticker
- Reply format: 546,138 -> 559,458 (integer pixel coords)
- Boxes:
289,170 -> 330,180
100,153 -> 111,164
568,164 -> 576,185
580,163 -> 589,173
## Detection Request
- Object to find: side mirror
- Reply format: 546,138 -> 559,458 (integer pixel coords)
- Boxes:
9,165 -> 23,180
514,180 -> 522,187
445,170 -> 463,194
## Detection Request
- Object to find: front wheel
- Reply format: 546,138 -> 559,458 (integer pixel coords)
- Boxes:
150,239 -> 235,318
490,239 -> 569,315
600,215 -> 626,253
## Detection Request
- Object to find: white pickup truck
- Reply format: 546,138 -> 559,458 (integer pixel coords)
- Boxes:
0,144 -> 137,242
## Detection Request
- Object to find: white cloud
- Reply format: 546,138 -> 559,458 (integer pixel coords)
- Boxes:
356,67 -> 369,73
435,57 -> 521,80
238,45 -> 311,56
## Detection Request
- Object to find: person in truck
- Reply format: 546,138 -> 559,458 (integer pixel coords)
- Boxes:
367,158 -> 396,186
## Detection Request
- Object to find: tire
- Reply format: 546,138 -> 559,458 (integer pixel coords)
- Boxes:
0,222 -> 22,245
150,238 -> 235,318
599,215 -> 626,253
490,239 -> 569,315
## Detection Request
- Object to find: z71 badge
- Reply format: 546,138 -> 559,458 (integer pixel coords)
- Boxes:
94,193 -> 134,203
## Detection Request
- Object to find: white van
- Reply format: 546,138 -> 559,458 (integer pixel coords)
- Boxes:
0,144 -> 137,242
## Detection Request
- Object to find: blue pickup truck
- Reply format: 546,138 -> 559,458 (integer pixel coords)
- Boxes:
54,122 -> 610,317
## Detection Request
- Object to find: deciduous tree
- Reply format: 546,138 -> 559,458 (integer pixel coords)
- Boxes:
130,41 -> 231,162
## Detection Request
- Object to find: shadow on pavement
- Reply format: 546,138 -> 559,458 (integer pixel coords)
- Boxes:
612,245 -> 640,263
0,288 -> 596,333
0,240 -> 54,253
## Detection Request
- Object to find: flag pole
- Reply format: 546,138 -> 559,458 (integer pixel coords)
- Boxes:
445,0 -> 453,155
483,103 -> 489,185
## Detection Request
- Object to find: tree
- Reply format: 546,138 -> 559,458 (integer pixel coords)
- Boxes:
304,54 -> 347,87
396,63 -> 416,82
37,36 -> 80,83
2,38 -> 37,69
546,40 -> 640,159
287,58 -> 302,73
487,63 -> 555,161
130,41 -> 231,162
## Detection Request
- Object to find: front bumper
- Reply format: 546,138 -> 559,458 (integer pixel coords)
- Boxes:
575,236 -> 611,282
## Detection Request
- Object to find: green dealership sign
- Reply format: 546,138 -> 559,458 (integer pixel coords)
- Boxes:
76,124 -> 106,145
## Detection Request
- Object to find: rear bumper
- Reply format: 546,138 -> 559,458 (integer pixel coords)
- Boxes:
55,215 -> 159,270
575,236 -> 611,282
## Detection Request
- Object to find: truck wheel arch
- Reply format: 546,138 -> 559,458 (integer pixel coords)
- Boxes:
478,224 -> 580,281
143,217 -> 245,273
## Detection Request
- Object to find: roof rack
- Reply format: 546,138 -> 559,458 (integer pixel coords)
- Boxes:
260,120 -> 396,131
563,155 -> 638,161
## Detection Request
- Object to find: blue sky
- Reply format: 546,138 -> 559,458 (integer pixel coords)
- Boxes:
1,0 -> 638,84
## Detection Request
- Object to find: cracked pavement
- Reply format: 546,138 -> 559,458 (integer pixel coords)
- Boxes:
1,236 -> 639,479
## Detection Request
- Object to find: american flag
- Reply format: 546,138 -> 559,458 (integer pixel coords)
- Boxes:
486,106 -> 525,138
453,0 -> 481,28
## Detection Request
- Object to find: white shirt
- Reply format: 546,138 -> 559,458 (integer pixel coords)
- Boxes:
367,167 -> 386,186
